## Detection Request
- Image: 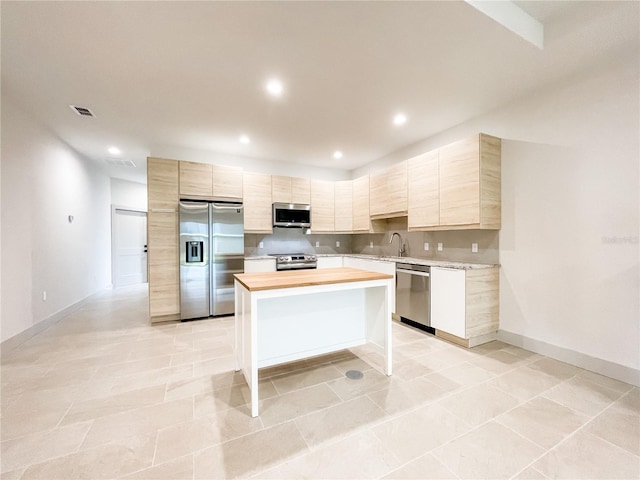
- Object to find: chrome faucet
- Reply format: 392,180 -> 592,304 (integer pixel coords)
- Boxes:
389,232 -> 406,257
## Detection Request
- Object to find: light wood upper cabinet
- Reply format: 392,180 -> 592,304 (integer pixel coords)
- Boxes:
369,172 -> 386,218
310,180 -> 335,232
291,177 -> 311,204
148,157 -> 179,211
271,175 -> 292,203
179,161 -> 213,197
334,181 -> 353,233
408,150 -> 440,229
272,176 -> 311,204
243,172 -> 272,233
212,164 -> 243,199
439,133 -> 501,229
370,161 -> 408,219
352,175 -> 371,232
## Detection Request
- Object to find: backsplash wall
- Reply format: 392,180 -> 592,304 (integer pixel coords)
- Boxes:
350,218 -> 500,264
246,219 -> 499,264
245,228 -> 352,256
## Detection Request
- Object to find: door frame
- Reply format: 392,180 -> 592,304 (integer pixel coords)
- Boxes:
111,205 -> 148,288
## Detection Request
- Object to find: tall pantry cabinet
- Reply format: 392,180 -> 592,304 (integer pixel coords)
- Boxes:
147,157 -> 180,321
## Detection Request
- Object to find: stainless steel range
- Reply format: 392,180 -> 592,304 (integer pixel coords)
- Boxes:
270,253 -> 317,271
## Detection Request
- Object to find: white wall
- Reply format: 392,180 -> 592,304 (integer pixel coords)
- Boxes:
111,178 -> 147,211
1,96 -> 112,343
356,57 -> 640,377
150,145 -> 351,181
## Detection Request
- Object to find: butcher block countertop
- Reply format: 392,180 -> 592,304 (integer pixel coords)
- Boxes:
234,267 -> 393,292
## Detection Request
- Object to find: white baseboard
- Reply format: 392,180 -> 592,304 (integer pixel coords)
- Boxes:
498,330 -> 640,387
1,290 -> 103,357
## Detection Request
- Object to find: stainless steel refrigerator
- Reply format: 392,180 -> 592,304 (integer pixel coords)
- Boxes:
179,201 -> 244,320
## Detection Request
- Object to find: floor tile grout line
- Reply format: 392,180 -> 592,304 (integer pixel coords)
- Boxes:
54,402 -> 76,430
5,419 -> 96,476
503,387 -> 635,479
375,450 -> 462,480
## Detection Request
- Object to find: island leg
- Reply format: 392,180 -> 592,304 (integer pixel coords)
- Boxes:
385,279 -> 393,376
234,280 -> 241,372
250,295 -> 259,417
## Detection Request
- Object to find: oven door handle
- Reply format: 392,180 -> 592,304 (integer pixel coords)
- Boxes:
396,269 -> 430,277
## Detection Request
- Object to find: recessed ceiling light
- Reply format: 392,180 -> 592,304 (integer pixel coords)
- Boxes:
333,151 -> 343,160
239,135 -> 251,145
393,113 -> 407,126
108,146 -> 121,155
266,79 -> 284,97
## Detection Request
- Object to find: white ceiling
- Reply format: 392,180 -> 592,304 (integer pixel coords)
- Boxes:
2,1 -> 638,183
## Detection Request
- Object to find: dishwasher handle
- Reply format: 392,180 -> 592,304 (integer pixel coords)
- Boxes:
396,268 -> 430,277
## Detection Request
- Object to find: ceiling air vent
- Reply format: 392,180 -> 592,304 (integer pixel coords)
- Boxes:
106,159 -> 136,168
69,105 -> 95,117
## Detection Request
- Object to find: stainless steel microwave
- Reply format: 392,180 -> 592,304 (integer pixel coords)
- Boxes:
272,203 -> 311,228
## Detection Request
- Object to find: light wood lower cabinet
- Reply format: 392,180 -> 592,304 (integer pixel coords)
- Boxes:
430,266 -> 499,347
147,211 -> 179,319
243,172 -> 272,233
310,180 -> 335,232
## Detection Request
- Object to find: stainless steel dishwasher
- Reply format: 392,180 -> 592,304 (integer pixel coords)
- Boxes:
396,263 -> 433,333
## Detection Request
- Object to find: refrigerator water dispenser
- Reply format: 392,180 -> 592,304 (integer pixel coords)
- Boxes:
186,241 -> 204,263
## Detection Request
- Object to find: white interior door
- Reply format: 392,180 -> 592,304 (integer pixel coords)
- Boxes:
114,209 -> 148,287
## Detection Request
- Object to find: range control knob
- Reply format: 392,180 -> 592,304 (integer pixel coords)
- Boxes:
278,256 -> 287,262
308,255 -> 317,261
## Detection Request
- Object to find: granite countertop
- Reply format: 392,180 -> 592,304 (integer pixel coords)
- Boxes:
244,254 -> 498,270
336,254 -> 497,270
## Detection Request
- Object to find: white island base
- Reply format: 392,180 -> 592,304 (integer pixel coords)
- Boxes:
233,268 -> 394,417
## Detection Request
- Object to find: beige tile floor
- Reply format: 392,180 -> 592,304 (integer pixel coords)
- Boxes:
1,284 -> 638,479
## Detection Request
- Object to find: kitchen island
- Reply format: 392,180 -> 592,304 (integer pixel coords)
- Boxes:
233,267 -> 394,417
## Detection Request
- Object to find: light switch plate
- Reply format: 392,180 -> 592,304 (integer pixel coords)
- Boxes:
315,241 -> 320,247
424,242 -> 429,251
472,243 -> 478,253
258,241 -> 264,249
369,241 -> 373,248
437,242 -> 443,252
336,241 -> 340,248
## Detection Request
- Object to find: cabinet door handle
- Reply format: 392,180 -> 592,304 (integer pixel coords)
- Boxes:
396,269 -> 430,277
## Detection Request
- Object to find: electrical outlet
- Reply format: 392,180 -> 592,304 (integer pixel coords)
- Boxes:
336,241 -> 340,248
258,241 -> 264,249
471,243 -> 478,253
315,241 -> 320,247
437,242 -> 443,252
42,291 -> 47,301
424,242 -> 429,251
369,241 -> 373,248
